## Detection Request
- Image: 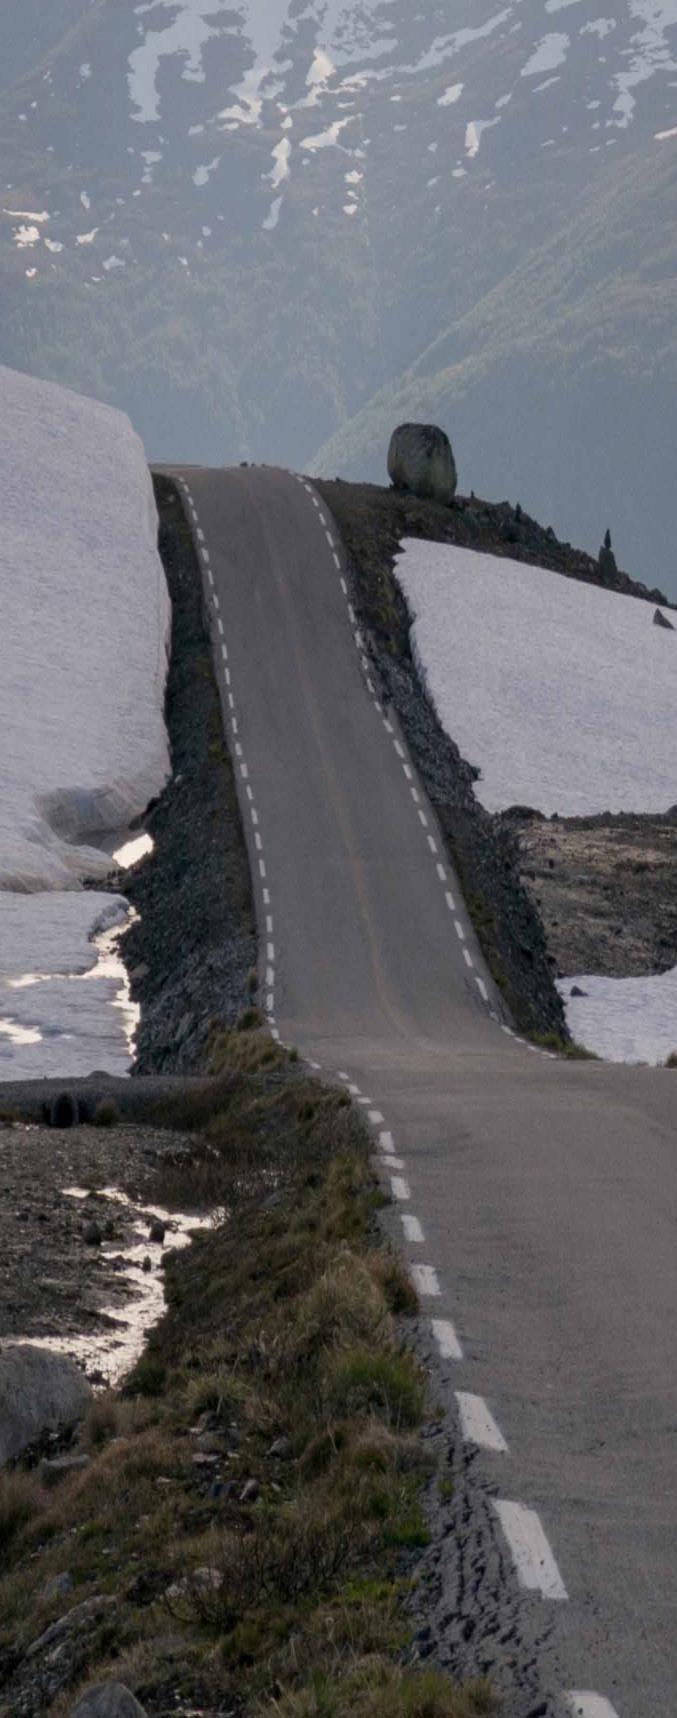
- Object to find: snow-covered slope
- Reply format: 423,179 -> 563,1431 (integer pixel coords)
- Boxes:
0,364 -> 170,890
395,538 -> 677,1064
395,541 -> 677,818
2,2 -> 677,591
0,365 -> 170,1075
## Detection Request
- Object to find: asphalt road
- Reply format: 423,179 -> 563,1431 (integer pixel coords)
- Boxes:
172,464 -> 677,1718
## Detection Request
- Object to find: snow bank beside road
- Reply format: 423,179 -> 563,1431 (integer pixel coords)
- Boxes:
0,365 -> 170,1075
0,364 -> 170,891
395,541 -> 677,818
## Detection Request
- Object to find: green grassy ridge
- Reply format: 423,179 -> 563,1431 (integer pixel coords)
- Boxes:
0,1027 -> 492,1718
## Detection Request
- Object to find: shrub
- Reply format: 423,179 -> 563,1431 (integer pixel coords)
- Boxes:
93,1098 -> 120,1128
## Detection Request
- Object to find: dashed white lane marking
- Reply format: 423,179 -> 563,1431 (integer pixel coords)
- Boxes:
436,863 -> 446,882
262,886 -> 271,906
566,1696 -> 621,1718
494,1501 -> 568,1601
309,1060 -> 322,1071
202,548 -> 210,565
217,616 -> 224,636
333,552 -> 341,571
445,890 -> 456,911
267,942 -> 275,961
410,786 -> 420,803
357,1095 -> 372,1106
338,1071 -> 350,1081
368,1109 -> 385,1124
431,1317 -> 463,1361
251,808 -> 259,825
340,576 -> 348,594
411,1264 -> 441,1298
382,1154 -> 406,1171
266,966 -> 275,987
402,1214 -> 425,1244
266,916 -> 274,935
463,947 -> 474,969
348,1083 -> 361,1096
206,567 -> 214,588
197,526 -> 205,542
245,784 -> 254,802
476,976 -> 489,1003
456,1392 -> 508,1453
394,740 -> 405,759
258,858 -> 266,879
391,1176 -> 410,1202
254,831 -> 263,851
427,835 -> 438,855
403,764 -> 413,781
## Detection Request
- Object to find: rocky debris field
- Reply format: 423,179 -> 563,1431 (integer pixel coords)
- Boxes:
317,479 -> 677,1035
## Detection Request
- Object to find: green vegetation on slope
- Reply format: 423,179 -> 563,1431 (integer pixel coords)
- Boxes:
0,1027 -> 491,1718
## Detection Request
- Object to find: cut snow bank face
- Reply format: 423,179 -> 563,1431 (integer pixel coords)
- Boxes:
0,365 -> 170,1075
0,364 -> 170,890
395,540 -> 677,818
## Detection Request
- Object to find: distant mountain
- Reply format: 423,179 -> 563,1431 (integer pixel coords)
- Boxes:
2,1 -> 676,591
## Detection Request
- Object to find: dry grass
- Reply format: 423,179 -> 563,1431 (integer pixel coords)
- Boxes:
0,1030 -> 485,1718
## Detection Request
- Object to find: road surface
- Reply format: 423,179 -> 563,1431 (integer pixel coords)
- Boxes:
171,463 -> 677,1718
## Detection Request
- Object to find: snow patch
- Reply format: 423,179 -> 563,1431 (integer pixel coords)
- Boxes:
559,968 -> 677,1065
394,540 -> 677,817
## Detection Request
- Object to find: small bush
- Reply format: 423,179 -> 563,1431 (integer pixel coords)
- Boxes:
93,1098 -> 120,1128
665,1051 -> 677,1068
326,1348 -> 425,1430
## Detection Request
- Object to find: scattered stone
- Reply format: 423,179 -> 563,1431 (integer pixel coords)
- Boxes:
653,607 -> 674,630
267,1435 -> 292,1460
570,985 -> 588,998
148,1217 -> 166,1244
42,1572 -> 74,1603
39,1453 -> 91,1489
83,1221 -> 102,1246
193,1431 -> 225,1455
166,1566 -> 222,1602
141,1255 -> 152,1273
70,1681 -> 147,1717
0,1346 -> 91,1467
387,422 -> 457,507
240,1477 -> 260,1503
27,1594 -> 116,1659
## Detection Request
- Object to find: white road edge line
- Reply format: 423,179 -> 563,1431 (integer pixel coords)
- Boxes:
411,1264 -> 441,1298
390,1176 -> 410,1202
368,1109 -> 385,1124
476,977 -> 489,1003
565,1695 -> 621,1718
456,1392 -> 508,1453
402,1214 -> 425,1244
431,1318 -> 463,1361
378,1131 -> 394,1151
493,1500 -> 568,1601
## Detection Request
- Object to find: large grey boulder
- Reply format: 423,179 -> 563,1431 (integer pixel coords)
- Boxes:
387,422 -> 457,506
71,1684 -> 147,1717
0,1344 -> 91,1467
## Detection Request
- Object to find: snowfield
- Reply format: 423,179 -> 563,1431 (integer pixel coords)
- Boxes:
395,540 -> 677,818
0,365 -> 170,1074
558,971 -> 677,1067
395,539 -> 677,1064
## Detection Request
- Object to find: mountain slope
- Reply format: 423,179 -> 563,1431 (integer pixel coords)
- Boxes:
1,0 -> 676,586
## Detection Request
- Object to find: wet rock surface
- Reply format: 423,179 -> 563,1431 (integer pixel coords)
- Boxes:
0,1120 -> 201,1375
120,473 -> 255,1074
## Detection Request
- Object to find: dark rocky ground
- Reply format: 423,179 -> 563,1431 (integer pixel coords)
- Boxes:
119,474 -> 255,1074
317,479 -> 677,1020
